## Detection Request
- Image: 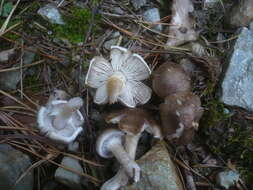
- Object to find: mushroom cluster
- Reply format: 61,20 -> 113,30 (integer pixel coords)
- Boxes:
97,108 -> 162,190
152,62 -> 203,144
86,46 -> 202,189
37,89 -> 84,144
85,46 -> 152,108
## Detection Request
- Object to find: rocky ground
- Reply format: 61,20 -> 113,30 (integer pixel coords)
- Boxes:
0,0 -> 253,190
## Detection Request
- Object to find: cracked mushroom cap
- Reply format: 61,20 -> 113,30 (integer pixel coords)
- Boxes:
159,91 -> 203,144
105,108 -> 162,139
96,128 -> 125,158
85,46 -> 152,108
152,63 -> 191,98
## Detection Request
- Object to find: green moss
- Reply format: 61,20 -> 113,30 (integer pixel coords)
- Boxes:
52,7 -> 101,44
202,100 -> 229,126
201,100 -> 253,184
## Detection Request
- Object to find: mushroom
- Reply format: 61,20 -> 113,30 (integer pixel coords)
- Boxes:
152,63 -> 191,98
159,91 -> 203,144
85,46 -> 152,108
96,128 -> 140,182
101,108 -> 162,190
37,90 -> 84,144
166,0 -> 198,48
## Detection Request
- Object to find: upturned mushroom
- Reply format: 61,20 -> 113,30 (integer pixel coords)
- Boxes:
96,128 -> 140,182
37,90 -> 84,144
166,0 -> 198,48
85,46 -> 152,108
101,108 -> 162,190
159,91 -> 203,144
152,62 -> 191,98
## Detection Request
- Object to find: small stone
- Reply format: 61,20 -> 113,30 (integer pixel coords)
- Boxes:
103,32 -> 121,50
131,0 -> 147,10
0,50 -> 35,90
220,27 -> 253,111
216,170 -> 239,189
143,8 -> 162,32
0,144 -> 33,190
55,157 -> 84,190
38,4 -> 64,25
0,70 -> 20,90
0,48 -> 15,62
113,7 -> 124,15
121,141 -> 183,190
104,38 -> 119,50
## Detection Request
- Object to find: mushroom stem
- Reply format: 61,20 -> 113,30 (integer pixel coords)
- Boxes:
107,73 -> 125,104
124,134 -> 140,160
101,134 -> 141,190
108,138 -> 140,178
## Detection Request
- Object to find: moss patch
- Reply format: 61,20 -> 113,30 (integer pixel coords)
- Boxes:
52,7 -> 100,44
200,100 -> 253,183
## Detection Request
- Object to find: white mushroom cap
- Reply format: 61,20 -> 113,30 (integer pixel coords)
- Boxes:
37,97 -> 84,144
96,128 -> 124,158
85,46 -> 152,108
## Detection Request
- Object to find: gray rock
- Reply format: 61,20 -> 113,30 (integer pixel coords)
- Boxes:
0,51 -> 35,90
38,4 -> 64,25
143,8 -> 162,32
228,0 -> 253,28
249,21 -> 253,31
0,48 -> 15,62
55,157 -> 84,190
0,144 -> 33,190
216,170 -> 239,189
0,70 -> 21,90
221,27 -> 253,111
131,0 -> 147,10
121,141 -> 183,190
103,32 -> 121,50
104,38 -> 119,50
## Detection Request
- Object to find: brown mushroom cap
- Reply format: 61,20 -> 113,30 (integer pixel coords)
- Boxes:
152,63 -> 191,98
159,91 -> 203,144
105,108 -> 162,138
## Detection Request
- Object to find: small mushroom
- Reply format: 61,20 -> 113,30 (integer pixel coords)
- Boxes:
152,63 -> 191,98
96,128 -> 140,181
85,46 -> 152,108
101,108 -> 162,190
166,0 -> 198,48
105,108 -> 162,139
37,90 -> 84,144
159,91 -> 203,144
